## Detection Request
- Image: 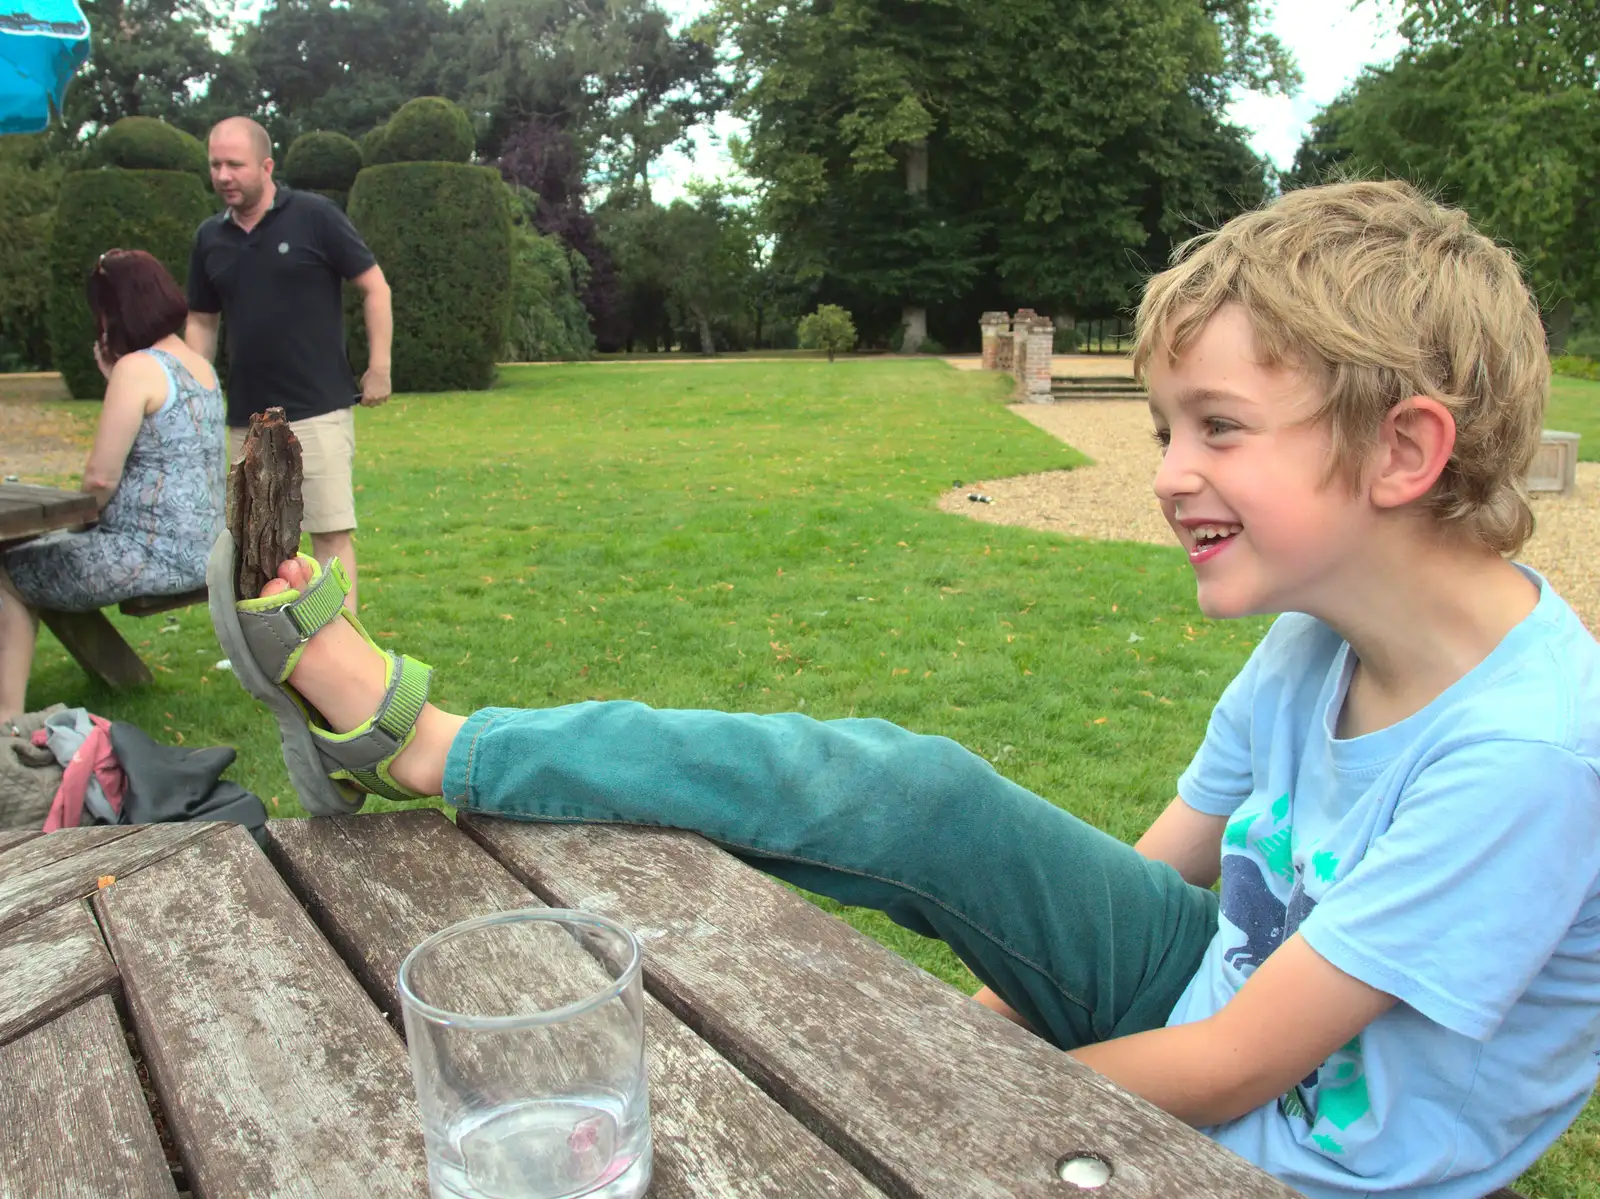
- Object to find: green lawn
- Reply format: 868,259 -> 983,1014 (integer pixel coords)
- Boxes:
1549,374 -> 1600,460
20,360 -> 1595,1197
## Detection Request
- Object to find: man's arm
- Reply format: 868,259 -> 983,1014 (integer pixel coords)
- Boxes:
350,264 -> 392,406
185,311 -> 221,362
1071,934 -> 1396,1127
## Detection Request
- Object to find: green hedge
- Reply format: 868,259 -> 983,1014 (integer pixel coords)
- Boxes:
359,125 -> 389,166
90,117 -> 207,181
371,97 -> 473,165
282,131 -> 363,193
1552,354 -> 1600,382
47,168 -> 215,399
347,162 -> 511,391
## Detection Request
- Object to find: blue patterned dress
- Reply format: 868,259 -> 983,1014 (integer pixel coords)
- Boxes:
5,349 -> 226,611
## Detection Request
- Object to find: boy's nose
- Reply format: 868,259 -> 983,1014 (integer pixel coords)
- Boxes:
1153,441 -> 1200,504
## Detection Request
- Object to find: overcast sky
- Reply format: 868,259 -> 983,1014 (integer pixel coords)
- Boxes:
650,0 -> 1409,201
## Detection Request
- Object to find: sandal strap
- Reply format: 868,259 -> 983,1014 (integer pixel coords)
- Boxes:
237,558 -> 352,683
313,653 -> 432,802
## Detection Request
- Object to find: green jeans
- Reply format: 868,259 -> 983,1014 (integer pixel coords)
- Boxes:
443,700 -> 1220,1049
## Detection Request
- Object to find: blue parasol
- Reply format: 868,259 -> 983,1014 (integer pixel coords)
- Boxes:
1,0 -> 90,134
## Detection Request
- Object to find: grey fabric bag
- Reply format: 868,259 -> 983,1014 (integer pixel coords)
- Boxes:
0,704 -> 67,830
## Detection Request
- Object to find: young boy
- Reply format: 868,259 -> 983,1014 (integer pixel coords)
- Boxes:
212,180 -> 1600,1199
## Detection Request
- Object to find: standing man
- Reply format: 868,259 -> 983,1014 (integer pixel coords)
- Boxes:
186,116 -> 391,612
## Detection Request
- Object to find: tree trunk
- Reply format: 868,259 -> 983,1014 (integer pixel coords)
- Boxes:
693,306 -> 716,356
1544,296 -> 1574,356
900,137 -> 930,354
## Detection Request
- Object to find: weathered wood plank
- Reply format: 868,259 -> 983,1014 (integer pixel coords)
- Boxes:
461,817 -> 1300,1199
38,607 -> 155,689
267,810 -> 884,1199
0,482 -> 97,541
0,823 -> 222,935
0,824 -> 135,881
0,901 -> 117,1046
94,823 -> 429,1196
0,992 -> 177,1198
0,829 -> 41,855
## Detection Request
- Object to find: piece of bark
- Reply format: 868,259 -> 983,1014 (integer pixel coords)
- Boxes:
226,407 -> 304,601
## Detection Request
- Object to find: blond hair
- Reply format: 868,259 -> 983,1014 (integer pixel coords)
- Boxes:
1132,180 -> 1549,555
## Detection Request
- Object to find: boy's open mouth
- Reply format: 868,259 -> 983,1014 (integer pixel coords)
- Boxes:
1185,522 -> 1242,564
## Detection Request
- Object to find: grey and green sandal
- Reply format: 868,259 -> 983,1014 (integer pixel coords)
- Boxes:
206,529 -> 434,815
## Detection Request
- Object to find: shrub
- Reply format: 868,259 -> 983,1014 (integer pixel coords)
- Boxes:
360,124 -> 389,166
90,117 -> 207,180
372,97 -> 474,165
282,131 -> 363,193
798,304 -> 857,362
309,188 -> 347,210
1551,354 -> 1600,382
47,168 -> 215,399
505,194 -> 594,362
347,162 -> 512,391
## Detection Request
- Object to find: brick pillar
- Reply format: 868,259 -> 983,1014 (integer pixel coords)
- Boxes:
1009,309 -> 1037,393
1023,315 -> 1055,402
979,312 -> 1009,370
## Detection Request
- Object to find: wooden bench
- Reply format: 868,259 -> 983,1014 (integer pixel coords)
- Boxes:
40,587 -> 209,690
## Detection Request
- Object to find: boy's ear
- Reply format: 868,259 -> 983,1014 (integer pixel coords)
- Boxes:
1368,396 -> 1457,511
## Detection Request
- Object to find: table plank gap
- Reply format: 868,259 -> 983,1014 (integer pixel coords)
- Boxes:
0,823 -> 225,935
461,816 -> 1298,1199
0,992 -> 177,1198
0,829 -> 41,855
94,823 -> 429,1197
0,900 -> 118,1047
267,810 -> 885,1199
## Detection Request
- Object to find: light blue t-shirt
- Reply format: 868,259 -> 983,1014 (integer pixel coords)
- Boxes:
1168,569 -> 1600,1199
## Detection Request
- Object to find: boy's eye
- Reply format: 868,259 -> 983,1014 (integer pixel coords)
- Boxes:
1204,417 -> 1238,437
1150,428 -> 1171,451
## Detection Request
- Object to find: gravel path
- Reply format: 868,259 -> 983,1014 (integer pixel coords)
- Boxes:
939,400 -> 1600,632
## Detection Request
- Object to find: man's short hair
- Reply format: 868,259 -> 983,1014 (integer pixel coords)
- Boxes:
1133,179 -> 1549,556
209,116 -> 272,161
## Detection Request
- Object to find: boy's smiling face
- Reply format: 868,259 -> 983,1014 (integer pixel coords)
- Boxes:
1146,303 -> 1375,620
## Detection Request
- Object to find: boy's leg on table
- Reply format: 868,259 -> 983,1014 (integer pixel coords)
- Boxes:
267,557 -> 1219,1051
443,703 -> 1220,1050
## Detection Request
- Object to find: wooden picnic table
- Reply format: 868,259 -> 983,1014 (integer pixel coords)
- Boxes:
0,481 -> 97,545
0,479 -> 205,690
0,809 -> 1317,1199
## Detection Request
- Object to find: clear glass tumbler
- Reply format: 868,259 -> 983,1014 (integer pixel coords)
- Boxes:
398,908 -> 652,1199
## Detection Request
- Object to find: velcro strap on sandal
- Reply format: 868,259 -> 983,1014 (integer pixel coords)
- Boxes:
314,653 -> 432,801
238,558 -> 352,682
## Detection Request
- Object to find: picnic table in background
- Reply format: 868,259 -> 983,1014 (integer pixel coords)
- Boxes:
0,810 -> 1313,1198
0,480 -> 206,690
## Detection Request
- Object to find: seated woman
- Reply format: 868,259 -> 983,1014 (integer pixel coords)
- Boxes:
0,249 -> 225,722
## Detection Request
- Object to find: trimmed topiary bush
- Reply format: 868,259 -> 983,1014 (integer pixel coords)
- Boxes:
372,97 -> 474,165
47,168 -> 215,399
309,188 -> 348,210
359,124 -> 389,166
347,162 -> 512,391
282,130 -> 363,194
90,117 -> 207,180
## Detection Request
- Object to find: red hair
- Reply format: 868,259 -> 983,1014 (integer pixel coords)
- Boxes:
87,250 -> 189,360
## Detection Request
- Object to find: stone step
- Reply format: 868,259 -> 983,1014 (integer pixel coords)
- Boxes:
1049,376 -> 1144,401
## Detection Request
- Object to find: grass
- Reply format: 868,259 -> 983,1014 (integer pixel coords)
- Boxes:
1548,374 -> 1600,460
18,359 -> 1596,1197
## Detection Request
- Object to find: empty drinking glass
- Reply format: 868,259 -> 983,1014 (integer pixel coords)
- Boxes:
398,908 -> 652,1199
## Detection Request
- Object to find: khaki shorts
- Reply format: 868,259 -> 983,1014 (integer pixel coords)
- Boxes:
229,407 -> 357,534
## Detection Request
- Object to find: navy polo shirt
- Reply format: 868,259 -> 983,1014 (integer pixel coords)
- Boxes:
187,184 -> 377,427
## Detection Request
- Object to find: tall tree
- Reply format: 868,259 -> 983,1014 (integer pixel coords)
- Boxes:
218,0 -> 462,150
717,0 -> 1292,343
59,0 -> 243,139
1289,0 -> 1600,346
